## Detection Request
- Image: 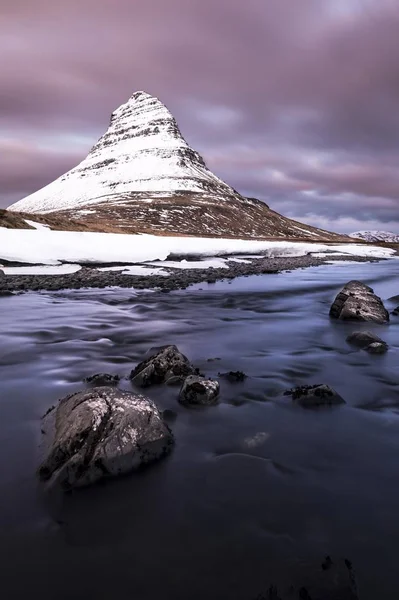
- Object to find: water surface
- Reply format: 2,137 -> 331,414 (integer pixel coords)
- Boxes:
0,260 -> 398,599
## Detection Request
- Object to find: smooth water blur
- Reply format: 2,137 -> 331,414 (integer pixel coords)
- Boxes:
0,260 -> 398,600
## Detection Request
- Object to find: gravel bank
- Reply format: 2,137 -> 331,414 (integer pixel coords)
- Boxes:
0,254 -> 383,294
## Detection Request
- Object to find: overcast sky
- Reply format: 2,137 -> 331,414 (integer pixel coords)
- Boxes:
1,0 -> 399,233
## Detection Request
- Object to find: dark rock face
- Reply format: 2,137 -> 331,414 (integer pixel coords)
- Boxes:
346,331 -> 388,354
330,280 -> 389,324
0,269 -> 5,277
284,384 -> 346,408
392,306 -> 399,316
38,387 -> 174,490
84,373 -> 120,385
130,345 -> 195,387
179,375 -> 220,407
219,370 -> 247,383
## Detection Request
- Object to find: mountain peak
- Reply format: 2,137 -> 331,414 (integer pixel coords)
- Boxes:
9,91 -> 228,213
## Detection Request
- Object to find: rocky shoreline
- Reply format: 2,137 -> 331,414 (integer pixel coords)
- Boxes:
0,254 -> 383,294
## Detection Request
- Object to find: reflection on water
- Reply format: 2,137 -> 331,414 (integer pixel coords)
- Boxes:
0,260 -> 398,600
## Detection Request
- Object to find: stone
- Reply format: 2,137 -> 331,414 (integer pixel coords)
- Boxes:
130,344 -> 195,387
38,387 -> 174,490
284,384 -> 346,408
254,557 -> 359,599
392,306 -> 399,316
365,342 -> 388,354
346,330 -> 388,354
330,280 -> 389,323
0,269 -> 5,277
84,373 -> 120,385
179,375 -> 220,407
219,370 -> 247,382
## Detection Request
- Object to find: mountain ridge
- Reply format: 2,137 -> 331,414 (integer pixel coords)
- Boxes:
350,230 -> 399,243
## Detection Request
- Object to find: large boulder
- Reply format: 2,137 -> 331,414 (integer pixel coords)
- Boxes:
130,345 -> 195,387
392,306 -> 399,316
179,375 -> 220,406
0,269 -> 5,277
346,331 -> 388,354
330,281 -> 389,324
38,387 -> 174,490
284,384 -> 346,408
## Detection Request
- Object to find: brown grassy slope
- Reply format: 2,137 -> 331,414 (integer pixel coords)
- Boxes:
0,209 -> 35,229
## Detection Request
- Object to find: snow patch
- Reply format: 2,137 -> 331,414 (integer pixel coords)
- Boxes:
3,264 -> 82,275
0,228 -> 396,267
25,220 -> 51,231
97,265 -> 169,276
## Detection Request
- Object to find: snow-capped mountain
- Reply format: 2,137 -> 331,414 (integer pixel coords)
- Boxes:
8,91 -> 347,240
349,231 -> 399,243
9,91 -> 239,213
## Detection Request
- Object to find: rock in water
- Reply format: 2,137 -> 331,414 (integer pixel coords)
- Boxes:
366,342 -> 388,354
346,331 -> 388,354
254,557 -> 359,599
130,345 -> 195,387
38,387 -> 174,490
84,373 -> 120,385
179,375 -> 220,406
284,384 -> 346,408
392,306 -> 399,316
330,281 -> 389,324
219,370 -> 247,382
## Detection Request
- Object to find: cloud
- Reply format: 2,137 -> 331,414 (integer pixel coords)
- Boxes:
1,0 -> 398,233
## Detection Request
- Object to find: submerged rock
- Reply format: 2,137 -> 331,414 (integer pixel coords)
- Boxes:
38,387 -> 174,490
346,331 -> 388,354
219,370 -> 247,382
84,373 -> 120,385
284,384 -> 346,408
254,556 -> 359,599
179,375 -> 220,406
330,280 -> 389,324
130,344 -> 195,387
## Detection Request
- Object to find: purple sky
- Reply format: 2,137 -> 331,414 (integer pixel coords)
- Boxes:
2,0 -> 399,233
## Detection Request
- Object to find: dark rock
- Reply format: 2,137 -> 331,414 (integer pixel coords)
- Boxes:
392,306 -> 399,316
330,280 -> 389,324
179,375 -> 220,406
84,373 -> 120,385
0,269 -> 5,277
38,387 -> 174,490
365,342 -> 388,354
253,557 -> 358,599
284,384 -> 346,408
130,344 -> 195,387
0,290 -> 13,296
219,370 -> 247,383
346,330 -> 388,354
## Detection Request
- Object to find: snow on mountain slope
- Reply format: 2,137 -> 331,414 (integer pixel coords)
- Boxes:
8,91 -> 240,214
350,231 -> 399,243
8,91 -> 347,240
